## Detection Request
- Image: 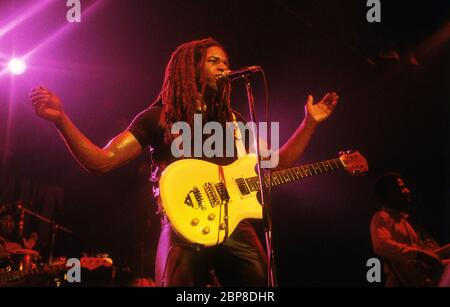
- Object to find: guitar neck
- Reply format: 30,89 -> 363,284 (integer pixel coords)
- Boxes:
0,269 -> 31,284
246,158 -> 345,190
0,264 -> 67,284
0,257 -> 112,284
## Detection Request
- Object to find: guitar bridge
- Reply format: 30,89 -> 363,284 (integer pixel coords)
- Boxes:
184,187 -> 205,210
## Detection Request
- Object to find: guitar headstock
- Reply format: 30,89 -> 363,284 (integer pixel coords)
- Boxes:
338,150 -> 368,175
81,256 -> 113,271
51,256 -> 113,271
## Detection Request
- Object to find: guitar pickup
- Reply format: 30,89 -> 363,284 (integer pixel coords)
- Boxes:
214,182 -> 230,203
203,182 -> 221,208
235,178 -> 250,196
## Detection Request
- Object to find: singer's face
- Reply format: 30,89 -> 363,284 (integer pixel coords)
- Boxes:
203,46 -> 229,91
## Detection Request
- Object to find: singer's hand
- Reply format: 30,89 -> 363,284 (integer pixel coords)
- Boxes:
29,86 -> 65,125
305,92 -> 338,124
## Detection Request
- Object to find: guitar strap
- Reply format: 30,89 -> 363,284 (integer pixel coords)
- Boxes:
231,112 -> 247,157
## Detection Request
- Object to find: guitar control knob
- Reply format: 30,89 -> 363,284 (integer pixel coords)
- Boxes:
201,226 -> 210,235
190,218 -> 199,226
207,213 -> 216,221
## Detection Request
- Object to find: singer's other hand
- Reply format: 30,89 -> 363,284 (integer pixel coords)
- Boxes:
305,92 -> 339,124
29,86 -> 65,125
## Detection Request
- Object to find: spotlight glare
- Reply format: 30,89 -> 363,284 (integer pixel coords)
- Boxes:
8,58 -> 27,75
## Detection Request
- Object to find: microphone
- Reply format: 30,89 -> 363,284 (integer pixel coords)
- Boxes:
220,66 -> 261,81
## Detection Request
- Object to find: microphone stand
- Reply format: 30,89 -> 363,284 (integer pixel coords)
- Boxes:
17,201 -> 25,241
16,202 -> 73,265
243,75 -> 277,287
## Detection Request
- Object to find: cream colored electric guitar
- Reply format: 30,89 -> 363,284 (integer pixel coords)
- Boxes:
159,151 -> 368,246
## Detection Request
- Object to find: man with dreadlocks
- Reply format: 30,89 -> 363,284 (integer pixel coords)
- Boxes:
29,38 -> 338,286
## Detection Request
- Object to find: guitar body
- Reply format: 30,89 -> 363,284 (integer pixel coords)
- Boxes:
160,155 -> 262,246
390,258 -> 444,287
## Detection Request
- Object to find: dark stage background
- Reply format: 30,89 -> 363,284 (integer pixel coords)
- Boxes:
0,0 -> 449,286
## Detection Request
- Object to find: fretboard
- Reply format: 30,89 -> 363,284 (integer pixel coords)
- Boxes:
245,158 -> 344,191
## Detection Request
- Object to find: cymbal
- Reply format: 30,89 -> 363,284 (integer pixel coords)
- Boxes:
8,248 -> 39,256
5,242 -> 23,252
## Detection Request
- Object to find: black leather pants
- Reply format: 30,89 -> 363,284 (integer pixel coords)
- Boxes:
155,216 -> 268,287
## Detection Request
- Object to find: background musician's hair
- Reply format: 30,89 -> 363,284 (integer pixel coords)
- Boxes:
374,172 -> 403,204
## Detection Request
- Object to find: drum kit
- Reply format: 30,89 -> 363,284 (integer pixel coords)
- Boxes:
0,201 -> 74,287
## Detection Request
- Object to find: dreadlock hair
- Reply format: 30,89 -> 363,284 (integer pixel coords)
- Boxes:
151,38 -> 232,144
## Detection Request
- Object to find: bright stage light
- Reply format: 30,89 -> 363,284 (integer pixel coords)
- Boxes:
8,58 -> 27,75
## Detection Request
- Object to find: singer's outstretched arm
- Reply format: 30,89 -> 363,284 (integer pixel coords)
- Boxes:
29,86 -> 142,175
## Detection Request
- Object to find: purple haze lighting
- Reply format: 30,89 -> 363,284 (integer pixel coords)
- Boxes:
8,58 -> 27,75
0,0 -> 54,38
21,0 -> 106,61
